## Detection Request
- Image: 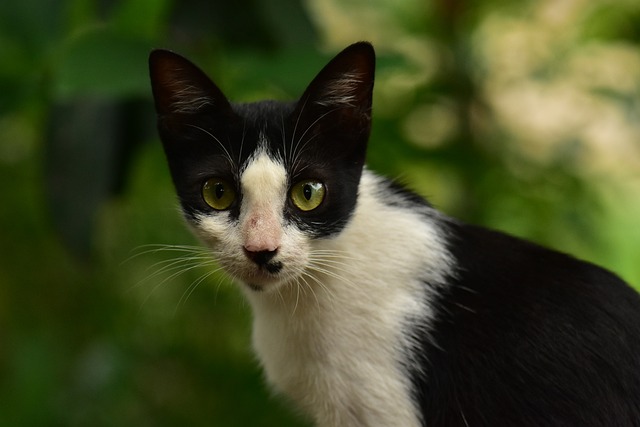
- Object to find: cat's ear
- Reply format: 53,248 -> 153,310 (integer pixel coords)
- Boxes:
293,42 -> 375,164
296,42 -> 375,128
148,49 -> 231,116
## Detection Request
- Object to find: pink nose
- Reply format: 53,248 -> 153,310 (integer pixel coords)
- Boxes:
243,239 -> 279,253
243,211 -> 281,254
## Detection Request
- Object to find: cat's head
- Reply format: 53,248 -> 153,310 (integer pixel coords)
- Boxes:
148,42 -> 375,293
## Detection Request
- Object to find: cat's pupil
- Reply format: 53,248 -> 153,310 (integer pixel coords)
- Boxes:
303,184 -> 312,200
215,183 -> 225,199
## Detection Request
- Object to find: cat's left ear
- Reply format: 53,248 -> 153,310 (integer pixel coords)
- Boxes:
294,42 -> 375,157
148,49 -> 232,117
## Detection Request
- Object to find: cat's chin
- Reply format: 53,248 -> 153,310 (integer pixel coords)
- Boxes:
244,281 -> 270,292
234,268 -> 291,293
240,277 -> 287,293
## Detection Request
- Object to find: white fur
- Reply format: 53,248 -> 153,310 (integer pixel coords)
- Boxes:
240,151 -> 287,252
194,160 -> 454,426
315,72 -> 365,108
170,83 -> 214,113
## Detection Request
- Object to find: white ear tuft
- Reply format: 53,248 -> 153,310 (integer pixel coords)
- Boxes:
315,71 -> 367,108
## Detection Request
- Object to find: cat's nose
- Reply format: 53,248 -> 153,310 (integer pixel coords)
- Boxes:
244,247 -> 278,266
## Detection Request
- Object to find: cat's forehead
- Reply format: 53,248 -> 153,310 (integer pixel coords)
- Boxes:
230,100 -> 295,161
232,100 -> 296,129
241,149 -> 287,202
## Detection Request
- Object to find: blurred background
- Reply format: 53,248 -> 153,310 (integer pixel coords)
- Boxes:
1,0 -> 639,425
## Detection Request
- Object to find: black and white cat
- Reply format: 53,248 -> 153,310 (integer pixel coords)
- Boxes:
149,42 -> 640,426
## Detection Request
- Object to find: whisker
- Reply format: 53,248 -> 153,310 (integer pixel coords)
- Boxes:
123,243 -> 212,264
275,285 -> 286,309
307,261 -> 358,292
298,273 -> 322,308
128,257 -> 212,294
175,265 -> 226,314
308,248 -> 355,256
308,251 -> 361,272
290,132 -> 319,171
289,96 -> 310,166
238,119 -> 247,170
307,256 -> 357,269
290,108 -> 340,169
280,112 -> 288,168
186,123 -> 235,167
213,274 -> 231,305
299,270 -> 336,305
125,242 -> 224,314
292,277 -> 302,316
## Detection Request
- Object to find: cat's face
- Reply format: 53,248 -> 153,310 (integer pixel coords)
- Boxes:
149,43 -> 375,293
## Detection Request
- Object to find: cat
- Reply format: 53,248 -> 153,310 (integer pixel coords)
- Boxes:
148,42 -> 640,426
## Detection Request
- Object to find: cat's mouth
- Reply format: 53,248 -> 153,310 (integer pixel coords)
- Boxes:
236,260 -> 288,292
246,282 -> 266,292
262,260 -> 284,274
217,245 -> 307,293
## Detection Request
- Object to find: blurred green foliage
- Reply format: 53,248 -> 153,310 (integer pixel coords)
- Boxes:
1,0 -> 639,425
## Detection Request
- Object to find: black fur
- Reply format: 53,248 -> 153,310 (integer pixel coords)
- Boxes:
385,180 -> 640,425
410,220 -> 640,426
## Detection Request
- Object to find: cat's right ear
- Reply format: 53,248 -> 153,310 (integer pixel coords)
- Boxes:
291,42 -> 375,166
148,50 -> 231,116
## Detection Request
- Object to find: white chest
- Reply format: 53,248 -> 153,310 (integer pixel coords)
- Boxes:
247,272 -> 424,427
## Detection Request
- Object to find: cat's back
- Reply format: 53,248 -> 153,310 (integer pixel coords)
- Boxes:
414,220 -> 640,426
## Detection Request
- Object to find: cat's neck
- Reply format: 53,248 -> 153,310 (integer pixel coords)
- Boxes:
242,170 -> 453,427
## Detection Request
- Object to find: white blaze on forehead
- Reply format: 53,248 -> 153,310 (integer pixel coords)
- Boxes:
240,151 -> 287,252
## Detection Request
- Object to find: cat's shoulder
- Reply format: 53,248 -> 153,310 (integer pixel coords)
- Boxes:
360,169 -> 433,211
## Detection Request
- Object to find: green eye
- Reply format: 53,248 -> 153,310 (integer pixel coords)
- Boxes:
202,178 -> 236,210
290,180 -> 325,211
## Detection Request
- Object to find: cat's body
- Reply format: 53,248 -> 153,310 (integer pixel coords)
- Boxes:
149,42 -> 640,426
